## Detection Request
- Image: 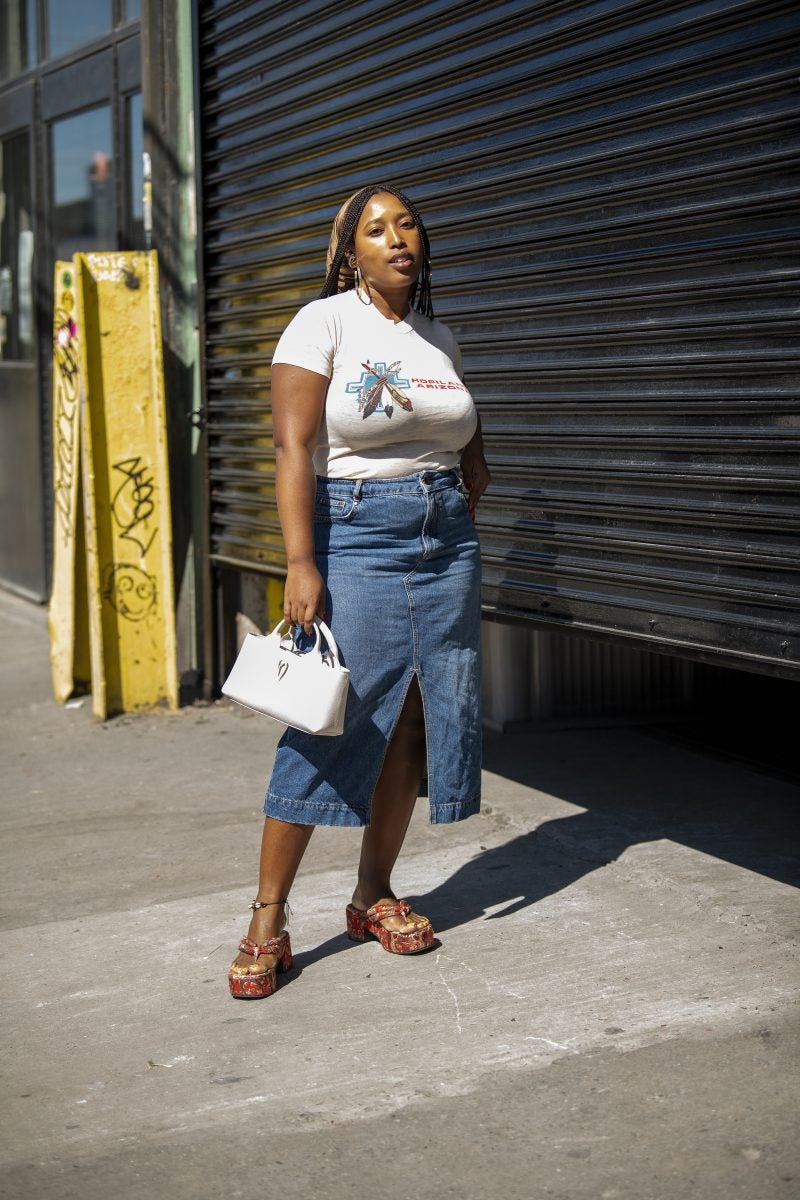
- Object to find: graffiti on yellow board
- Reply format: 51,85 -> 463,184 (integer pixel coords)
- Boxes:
52,272 -> 80,545
111,456 -> 158,557
102,562 -> 158,623
84,252 -> 141,288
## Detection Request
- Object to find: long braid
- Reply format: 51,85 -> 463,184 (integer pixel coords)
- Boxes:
320,184 -> 435,319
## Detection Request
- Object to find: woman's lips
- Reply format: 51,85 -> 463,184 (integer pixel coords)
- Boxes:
389,254 -> 414,268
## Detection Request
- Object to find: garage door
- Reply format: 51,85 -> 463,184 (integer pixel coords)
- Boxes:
197,0 -> 800,677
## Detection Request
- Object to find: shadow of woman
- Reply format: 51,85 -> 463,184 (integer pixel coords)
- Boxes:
290,716 -> 800,967
290,809 -> 635,973
408,809 -> 637,935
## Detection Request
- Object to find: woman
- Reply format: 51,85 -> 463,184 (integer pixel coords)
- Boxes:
228,183 -> 491,999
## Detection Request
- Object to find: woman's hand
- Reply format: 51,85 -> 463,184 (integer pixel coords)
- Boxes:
460,446 -> 492,520
283,560 -> 326,635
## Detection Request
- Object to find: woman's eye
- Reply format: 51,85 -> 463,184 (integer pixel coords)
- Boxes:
368,228 -> 382,237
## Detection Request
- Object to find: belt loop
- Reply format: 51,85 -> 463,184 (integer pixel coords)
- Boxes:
353,479 -> 363,500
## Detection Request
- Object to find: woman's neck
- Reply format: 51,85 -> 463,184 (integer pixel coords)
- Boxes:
362,284 -> 412,324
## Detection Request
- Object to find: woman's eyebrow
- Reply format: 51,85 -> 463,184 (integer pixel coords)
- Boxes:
363,210 -> 412,229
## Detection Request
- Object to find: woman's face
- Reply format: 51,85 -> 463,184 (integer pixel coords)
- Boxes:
351,192 -> 423,293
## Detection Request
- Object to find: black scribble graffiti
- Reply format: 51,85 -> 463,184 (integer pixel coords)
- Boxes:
102,562 -> 157,622
111,456 -> 158,557
53,306 -> 81,544
121,263 -> 140,290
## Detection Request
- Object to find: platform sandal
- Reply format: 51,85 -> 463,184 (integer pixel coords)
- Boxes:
228,900 -> 293,999
345,899 -> 435,955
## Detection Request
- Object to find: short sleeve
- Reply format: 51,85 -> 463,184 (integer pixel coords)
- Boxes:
272,299 -> 336,378
434,318 -> 464,380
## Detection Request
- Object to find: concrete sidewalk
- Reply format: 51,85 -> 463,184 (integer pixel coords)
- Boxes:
1,588 -> 798,1200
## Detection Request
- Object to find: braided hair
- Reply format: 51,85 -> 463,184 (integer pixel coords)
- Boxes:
320,184 -> 434,319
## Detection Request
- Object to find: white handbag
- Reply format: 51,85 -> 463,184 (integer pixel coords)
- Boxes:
221,618 -> 350,736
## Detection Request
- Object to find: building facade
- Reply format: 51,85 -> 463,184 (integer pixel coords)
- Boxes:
2,0 -> 798,721
0,0 -> 143,600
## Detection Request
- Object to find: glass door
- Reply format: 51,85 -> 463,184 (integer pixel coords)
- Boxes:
0,124 -> 46,596
51,103 -> 115,261
0,6 -> 141,598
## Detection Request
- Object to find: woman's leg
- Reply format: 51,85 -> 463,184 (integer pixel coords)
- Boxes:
230,816 -> 314,976
350,678 -> 430,933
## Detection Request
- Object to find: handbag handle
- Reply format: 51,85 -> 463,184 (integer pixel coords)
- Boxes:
272,617 -> 343,667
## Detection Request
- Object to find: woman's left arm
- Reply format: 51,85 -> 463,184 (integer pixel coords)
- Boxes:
460,412 -> 491,519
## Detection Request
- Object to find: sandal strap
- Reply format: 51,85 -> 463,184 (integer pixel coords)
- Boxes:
367,900 -> 411,923
238,935 -> 286,959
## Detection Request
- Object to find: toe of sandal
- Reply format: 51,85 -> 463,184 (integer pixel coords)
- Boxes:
346,900 -> 435,954
228,932 -> 293,999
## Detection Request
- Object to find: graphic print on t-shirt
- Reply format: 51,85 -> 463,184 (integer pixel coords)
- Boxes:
345,359 -> 414,420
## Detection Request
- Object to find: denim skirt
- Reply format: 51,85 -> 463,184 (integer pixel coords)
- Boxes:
264,470 -> 482,827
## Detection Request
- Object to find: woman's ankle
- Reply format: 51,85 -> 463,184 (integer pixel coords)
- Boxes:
351,879 -> 394,909
247,899 -> 288,938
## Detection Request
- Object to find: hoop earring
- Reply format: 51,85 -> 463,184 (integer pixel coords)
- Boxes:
356,269 -> 372,306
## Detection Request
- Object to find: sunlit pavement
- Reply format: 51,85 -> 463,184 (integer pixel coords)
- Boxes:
1,588 -> 797,1200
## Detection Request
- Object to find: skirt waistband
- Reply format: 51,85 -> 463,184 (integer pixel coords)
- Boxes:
316,470 -> 461,498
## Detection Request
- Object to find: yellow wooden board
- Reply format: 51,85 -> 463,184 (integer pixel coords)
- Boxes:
48,262 -> 91,702
266,577 -> 284,629
75,251 -> 178,717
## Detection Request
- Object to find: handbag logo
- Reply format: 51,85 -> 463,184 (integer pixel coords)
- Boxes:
277,661 -> 289,682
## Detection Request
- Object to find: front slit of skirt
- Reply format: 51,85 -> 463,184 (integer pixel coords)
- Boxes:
364,667 -> 428,826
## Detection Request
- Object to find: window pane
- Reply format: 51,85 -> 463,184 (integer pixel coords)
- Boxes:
128,92 -> 145,249
0,0 -> 38,81
124,0 -> 141,19
47,0 -> 111,59
0,133 -> 35,361
52,106 -> 115,262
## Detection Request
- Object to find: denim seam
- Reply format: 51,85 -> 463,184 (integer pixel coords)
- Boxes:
415,671 -> 438,823
429,794 -> 481,825
403,568 -> 420,671
264,790 -> 369,824
402,563 -> 437,811
313,500 -> 360,524
433,795 -> 480,809
265,789 -> 352,810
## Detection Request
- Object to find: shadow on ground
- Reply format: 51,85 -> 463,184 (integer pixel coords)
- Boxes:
294,723 -> 800,962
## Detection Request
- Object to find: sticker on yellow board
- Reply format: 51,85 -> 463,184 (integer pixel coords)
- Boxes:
75,251 -> 178,717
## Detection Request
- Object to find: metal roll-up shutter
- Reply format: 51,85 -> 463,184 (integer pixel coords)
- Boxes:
197,0 -> 800,678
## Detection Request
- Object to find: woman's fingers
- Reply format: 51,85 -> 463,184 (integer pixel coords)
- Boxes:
283,563 -> 326,634
465,461 -> 491,518
302,601 -> 317,635
283,597 -> 322,632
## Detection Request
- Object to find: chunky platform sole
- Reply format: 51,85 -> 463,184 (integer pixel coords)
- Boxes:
228,931 -> 293,999
346,901 -> 435,954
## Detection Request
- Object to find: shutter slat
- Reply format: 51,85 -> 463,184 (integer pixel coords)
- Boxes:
198,0 -> 800,675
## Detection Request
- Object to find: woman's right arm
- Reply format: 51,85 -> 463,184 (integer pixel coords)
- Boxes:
272,362 -> 329,634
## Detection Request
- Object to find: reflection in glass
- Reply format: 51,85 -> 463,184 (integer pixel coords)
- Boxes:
52,106 -> 115,262
0,133 -> 35,362
125,0 -> 141,19
47,0 -> 111,59
0,0 -> 38,81
128,92 -> 145,249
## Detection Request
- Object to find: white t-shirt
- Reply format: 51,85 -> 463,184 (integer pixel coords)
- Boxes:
272,289 -> 478,479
